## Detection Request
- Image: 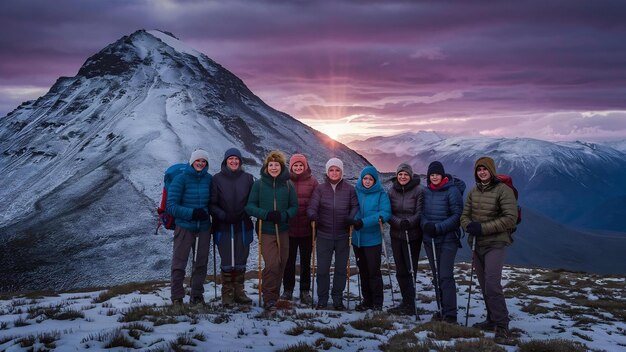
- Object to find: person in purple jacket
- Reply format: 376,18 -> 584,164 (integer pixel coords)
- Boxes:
307,158 -> 359,310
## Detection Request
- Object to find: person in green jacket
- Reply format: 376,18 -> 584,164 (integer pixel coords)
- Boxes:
461,156 -> 518,343
245,150 -> 298,311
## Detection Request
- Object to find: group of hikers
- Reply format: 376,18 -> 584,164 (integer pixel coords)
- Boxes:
165,147 -> 519,342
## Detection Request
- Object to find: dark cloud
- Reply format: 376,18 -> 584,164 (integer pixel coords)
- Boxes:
1,0 -> 626,141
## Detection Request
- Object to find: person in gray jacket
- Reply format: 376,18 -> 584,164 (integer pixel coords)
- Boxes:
307,158 -> 359,310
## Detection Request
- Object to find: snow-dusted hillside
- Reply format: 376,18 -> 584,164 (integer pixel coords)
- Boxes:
0,30 -> 369,292
0,263 -> 624,351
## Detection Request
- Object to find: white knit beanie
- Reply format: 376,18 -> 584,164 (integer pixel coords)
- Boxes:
325,157 -> 344,174
189,149 -> 210,165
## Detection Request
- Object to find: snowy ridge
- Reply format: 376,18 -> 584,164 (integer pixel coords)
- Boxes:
0,30 -> 368,291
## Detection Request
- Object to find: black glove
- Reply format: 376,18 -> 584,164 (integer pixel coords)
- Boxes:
266,211 -> 282,224
423,222 -> 437,236
352,219 -> 364,230
224,211 -> 241,223
400,219 -> 411,231
466,222 -> 483,236
192,208 -> 209,221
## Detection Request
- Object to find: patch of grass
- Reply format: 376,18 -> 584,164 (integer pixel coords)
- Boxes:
417,293 -> 434,304
518,339 -> 589,352
379,330 -> 428,352
571,331 -> 593,342
313,338 -> 334,350
104,329 -> 136,348
193,332 -> 206,341
170,332 -> 197,349
442,338 -> 505,352
285,324 -> 308,336
350,312 -> 394,334
277,341 -> 318,352
572,298 -> 626,320
125,321 -> 154,332
520,301 -> 551,315
55,308 -> 85,320
118,304 -> 159,323
92,280 -> 167,303
415,321 -> 483,341
14,316 -> 30,327
0,321 -> 8,330
313,324 -> 346,338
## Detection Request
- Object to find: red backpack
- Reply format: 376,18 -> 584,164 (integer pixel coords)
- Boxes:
496,174 -> 522,231
155,163 -> 187,234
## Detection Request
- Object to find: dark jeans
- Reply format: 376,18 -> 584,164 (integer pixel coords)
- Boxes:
391,237 -> 422,307
474,242 -> 509,327
216,227 -> 250,273
315,237 -> 350,306
354,244 -> 383,306
283,236 -> 313,293
171,227 -> 211,300
424,238 -> 458,320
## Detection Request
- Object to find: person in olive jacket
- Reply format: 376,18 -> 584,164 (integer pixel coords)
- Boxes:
245,150 -> 298,311
461,156 -> 517,343
166,149 -> 213,306
421,161 -> 463,324
307,158 -> 359,310
281,153 -> 319,305
209,148 -> 255,306
352,165 -> 391,311
387,163 -> 424,316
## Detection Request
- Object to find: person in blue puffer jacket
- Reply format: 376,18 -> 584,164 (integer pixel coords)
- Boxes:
353,166 -> 391,311
166,149 -> 213,306
421,161 -> 464,324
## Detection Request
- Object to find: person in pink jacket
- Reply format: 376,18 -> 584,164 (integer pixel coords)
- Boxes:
281,154 -> 319,305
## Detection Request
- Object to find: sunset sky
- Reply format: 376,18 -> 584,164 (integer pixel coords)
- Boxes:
1,0 -> 626,142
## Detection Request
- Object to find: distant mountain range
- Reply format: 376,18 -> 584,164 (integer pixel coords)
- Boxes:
0,30 -> 368,291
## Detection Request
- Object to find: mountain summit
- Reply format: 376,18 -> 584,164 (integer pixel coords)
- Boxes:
0,30 -> 368,291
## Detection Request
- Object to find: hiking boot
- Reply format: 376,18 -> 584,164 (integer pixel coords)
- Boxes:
264,300 -> 277,312
300,291 -> 313,305
494,325 -> 511,344
233,272 -> 252,305
189,296 -> 206,306
388,304 -> 414,316
443,315 -> 458,325
280,290 -> 293,301
171,298 -> 184,307
355,303 -> 373,312
221,272 -> 235,307
333,302 -> 345,311
473,319 -> 496,331
431,312 -> 442,321
315,303 -> 328,310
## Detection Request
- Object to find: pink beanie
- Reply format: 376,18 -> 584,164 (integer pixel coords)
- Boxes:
289,153 -> 309,171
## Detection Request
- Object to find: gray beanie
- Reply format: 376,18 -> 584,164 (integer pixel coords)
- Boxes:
325,158 -> 344,174
396,163 -> 413,178
189,149 -> 210,165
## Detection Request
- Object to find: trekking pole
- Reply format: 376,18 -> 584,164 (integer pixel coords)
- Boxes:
431,237 -> 442,318
347,225 -> 353,310
465,236 -> 476,326
273,198 -> 281,264
311,221 -> 317,309
258,219 -> 263,306
379,218 -> 395,304
405,230 -> 418,319
230,223 -> 236,276
213,232 -> 217,299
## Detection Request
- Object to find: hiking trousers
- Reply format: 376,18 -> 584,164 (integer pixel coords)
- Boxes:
424,239 -> 458,320
217,229 -> 251,273
474,242 -> 509,327
391,237 -> 422,307
315,237 -> 350,307
283,235 -> 313,293
171,226 -> 211,301
354,244 -> 384,307
261,231 -> 289,303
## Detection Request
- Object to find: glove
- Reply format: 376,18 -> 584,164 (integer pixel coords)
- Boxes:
266,210 -> 282,224
466,222 -> 483,236
423,222 -> 437,236
352,219 -> 364,230
192,208 -> 209,221
400,219 -> 411,231
224,211 -> 241,223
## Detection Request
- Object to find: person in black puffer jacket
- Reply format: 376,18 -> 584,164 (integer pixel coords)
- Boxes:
387,163 -> 424,316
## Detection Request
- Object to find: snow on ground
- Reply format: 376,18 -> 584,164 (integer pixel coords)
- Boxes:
0,261 -> 624,351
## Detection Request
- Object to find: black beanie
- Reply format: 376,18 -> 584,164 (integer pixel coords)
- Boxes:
427,161 -> 445,177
